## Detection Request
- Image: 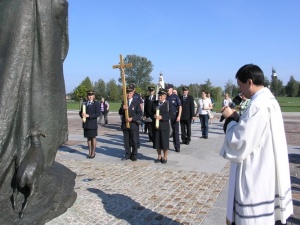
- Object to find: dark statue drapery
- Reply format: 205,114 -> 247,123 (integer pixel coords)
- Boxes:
0,0 -> 76,223
0,0 -> 68,186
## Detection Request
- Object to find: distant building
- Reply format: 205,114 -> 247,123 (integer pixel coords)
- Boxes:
271,67 -> 277,80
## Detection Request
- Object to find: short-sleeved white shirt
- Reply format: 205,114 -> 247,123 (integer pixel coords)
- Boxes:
198,98 -> 212,115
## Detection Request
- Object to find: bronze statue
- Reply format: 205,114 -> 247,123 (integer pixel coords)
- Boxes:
0,0 -> 76,223
12,128 -> 46,219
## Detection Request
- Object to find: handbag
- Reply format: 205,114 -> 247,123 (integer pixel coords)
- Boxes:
208,110 -> 214,119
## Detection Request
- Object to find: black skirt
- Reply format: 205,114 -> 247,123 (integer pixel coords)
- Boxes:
153,128 -> 169,150
84,129 -> 98,138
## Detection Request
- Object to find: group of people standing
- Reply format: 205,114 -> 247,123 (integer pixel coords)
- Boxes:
119,83 -> 216,164
78,82 -> 218,164
78,85 -> 247,164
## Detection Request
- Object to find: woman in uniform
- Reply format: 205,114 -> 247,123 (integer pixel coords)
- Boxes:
152,89 -> 173,164
79,90 -> 101,158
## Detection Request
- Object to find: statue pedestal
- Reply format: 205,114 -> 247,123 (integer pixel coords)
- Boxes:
0,162 -> 77,225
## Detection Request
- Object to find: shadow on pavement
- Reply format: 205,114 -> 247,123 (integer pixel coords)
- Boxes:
289,153 -> 300,166
87,188 -> 181,225
59,146 -> 88,157
99,123 -> 122,132
97,134 -> 124,147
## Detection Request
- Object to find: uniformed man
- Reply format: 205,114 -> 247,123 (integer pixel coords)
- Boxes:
128,84 -> 143,148
179,86 -> 195,145
118,86 -> 142,161
143,86 -> 156,142
165,83 -> 182,152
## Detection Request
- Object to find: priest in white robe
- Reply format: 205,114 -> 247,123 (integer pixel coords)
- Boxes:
220,64 -> 293,225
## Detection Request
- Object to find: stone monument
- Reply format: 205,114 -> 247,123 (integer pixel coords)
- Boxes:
0,0 -> 76,224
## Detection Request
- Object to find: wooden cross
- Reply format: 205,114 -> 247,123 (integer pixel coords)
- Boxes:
112,54 -> 133,128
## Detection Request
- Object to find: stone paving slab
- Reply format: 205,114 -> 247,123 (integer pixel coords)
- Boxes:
47,159 -> 229,225
45,111 -> 300,225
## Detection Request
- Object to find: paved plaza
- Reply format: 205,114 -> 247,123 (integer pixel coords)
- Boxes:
46,111 -> 300,225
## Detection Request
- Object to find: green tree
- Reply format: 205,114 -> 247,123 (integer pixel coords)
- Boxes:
285,75 -> 299,97
94,78 -> 106,100
120,54 -> 154,91
201,79 -> 213,93
210,86 -> 223,102
270,77 -> 285,96
72,76 -> 93,101
224,80 -> 239,97
107,79 -> 120,102
188,83 -> 201,98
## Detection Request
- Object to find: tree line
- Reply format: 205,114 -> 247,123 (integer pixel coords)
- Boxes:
70,54 -> 300,102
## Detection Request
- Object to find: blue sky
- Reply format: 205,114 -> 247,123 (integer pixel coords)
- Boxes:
64,0 -> 300,93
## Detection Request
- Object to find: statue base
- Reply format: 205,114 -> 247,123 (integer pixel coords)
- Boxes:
0,162 -> 77,225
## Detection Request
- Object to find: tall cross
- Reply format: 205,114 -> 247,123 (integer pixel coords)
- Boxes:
112,54 -> 133,128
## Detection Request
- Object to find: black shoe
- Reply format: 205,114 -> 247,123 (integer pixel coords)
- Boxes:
161,159 -> 167,164
204,136 -> 208,139
131,158 -> 137,161
154,158 -> 161,163
175,149 -> 180,152
90,154 -> 96,158
121,157 -> 130,161
185,141 -> 190,145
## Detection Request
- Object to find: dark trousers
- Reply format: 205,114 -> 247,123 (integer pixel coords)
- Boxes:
146,122 -> 154,141
199,114 -> 209,137
99,112 -> 108,124
123,129 -> 139,159
180,119 -> 192,143
171,119 -> 180,151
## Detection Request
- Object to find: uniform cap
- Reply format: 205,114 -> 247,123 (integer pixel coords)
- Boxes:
129,84 -> 135,89
182,86 -> 189,91
126,86 -> 134,93
158,88 -> 168,95
86,90 -> 95,95
165,83 -> 174,89
148,86 -> 155,91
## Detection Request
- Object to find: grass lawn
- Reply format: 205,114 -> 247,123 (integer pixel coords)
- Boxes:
276,97 -> 300,112
67,97 -> 300,112
67,102 -> 122,111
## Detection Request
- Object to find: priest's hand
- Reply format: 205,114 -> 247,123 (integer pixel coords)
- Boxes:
221,106 -> 234,119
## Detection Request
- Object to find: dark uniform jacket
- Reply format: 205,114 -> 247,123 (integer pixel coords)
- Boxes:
119,99 -> 143,130
167,94 -> 181,120
151,100 -> 173,130
180,95 -> 195,120
144,95 -> 156,119
79,101 -> 101,129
